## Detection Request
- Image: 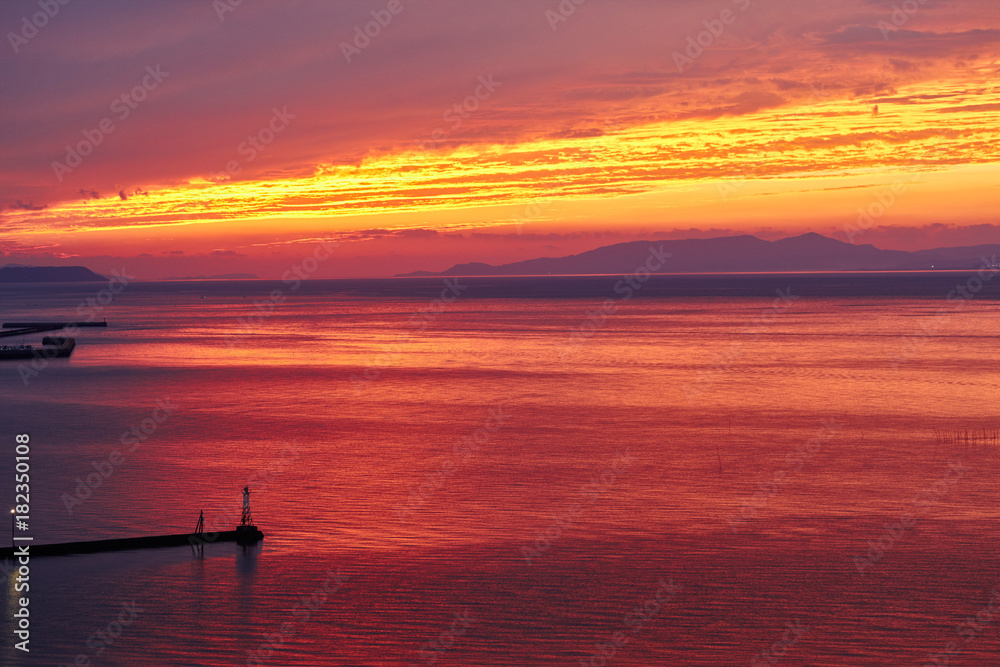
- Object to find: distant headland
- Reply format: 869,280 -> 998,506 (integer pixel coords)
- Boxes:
0,265 -> 107,282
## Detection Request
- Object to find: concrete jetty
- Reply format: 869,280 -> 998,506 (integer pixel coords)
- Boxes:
2,487 -> 265,559
0,528 -> 264,559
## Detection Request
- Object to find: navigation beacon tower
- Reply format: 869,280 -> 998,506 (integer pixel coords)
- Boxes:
235,485 -> 264,545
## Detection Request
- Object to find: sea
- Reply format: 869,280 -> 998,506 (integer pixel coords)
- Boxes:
1,273 -> 999,666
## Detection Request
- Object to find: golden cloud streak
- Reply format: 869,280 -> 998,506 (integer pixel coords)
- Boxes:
8,74 -> 999,238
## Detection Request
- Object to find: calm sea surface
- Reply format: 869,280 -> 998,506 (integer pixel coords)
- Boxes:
1,275 -> 999,666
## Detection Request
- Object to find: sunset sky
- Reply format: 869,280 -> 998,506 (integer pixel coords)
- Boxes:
1,0 -> 998,278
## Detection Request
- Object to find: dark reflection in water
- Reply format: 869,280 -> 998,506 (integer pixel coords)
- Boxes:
238,544 -> 261,579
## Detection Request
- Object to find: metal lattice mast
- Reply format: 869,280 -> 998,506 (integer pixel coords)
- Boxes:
241,486 -> 253,526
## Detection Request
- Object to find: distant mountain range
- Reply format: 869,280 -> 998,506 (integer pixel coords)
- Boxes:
400,233 -> 1000,276
0,265 -> 106,282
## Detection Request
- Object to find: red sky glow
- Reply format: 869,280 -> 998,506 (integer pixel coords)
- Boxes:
2,0 -> 999,277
